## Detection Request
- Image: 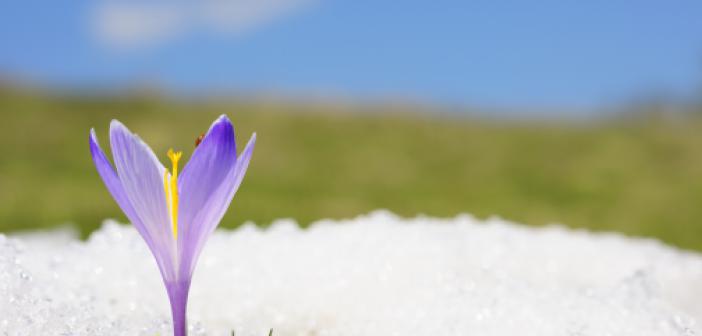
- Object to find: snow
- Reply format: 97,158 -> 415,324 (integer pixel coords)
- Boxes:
1,210 -> 701,335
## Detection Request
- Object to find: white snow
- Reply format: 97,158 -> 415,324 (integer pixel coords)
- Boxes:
1,210 -> 702,336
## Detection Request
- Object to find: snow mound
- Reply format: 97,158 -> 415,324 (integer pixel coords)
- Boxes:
1,210 -> 702,335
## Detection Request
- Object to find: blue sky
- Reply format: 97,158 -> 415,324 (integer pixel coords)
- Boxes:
1,0 -> 701,112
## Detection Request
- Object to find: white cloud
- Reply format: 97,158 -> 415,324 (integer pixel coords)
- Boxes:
92,0 -> 315,50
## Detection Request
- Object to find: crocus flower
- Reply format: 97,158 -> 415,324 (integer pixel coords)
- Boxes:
89,115 -> 255,336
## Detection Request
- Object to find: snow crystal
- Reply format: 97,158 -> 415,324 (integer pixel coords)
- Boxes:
1,210 -> 702,335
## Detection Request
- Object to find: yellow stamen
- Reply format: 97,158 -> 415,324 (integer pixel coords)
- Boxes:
164,148 -> 182,239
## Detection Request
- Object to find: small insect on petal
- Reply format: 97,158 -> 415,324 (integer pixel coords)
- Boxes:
195,133 -> 205,147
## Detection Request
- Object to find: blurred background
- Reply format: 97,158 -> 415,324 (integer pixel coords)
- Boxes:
1,1 -> 702,250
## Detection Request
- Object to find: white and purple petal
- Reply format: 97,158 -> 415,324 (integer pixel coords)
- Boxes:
109,120 -> 177,280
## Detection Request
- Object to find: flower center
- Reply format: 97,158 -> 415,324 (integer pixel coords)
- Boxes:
164,148 -> 182,239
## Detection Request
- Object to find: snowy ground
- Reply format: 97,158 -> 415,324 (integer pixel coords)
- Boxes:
1,210 -> 701,336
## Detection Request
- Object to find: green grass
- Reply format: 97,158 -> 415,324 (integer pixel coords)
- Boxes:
1,88 -> 702,251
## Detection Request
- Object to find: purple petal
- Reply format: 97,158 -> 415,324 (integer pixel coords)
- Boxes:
177,115 -> 237,240
109,120 -> 177,280
178,115 -> 256,277
89,129 -> 158,252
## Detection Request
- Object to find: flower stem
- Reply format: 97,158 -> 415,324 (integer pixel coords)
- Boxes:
166,280 -> 191,336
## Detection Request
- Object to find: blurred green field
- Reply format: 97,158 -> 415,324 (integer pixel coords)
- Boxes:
1,88 -> 702,251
